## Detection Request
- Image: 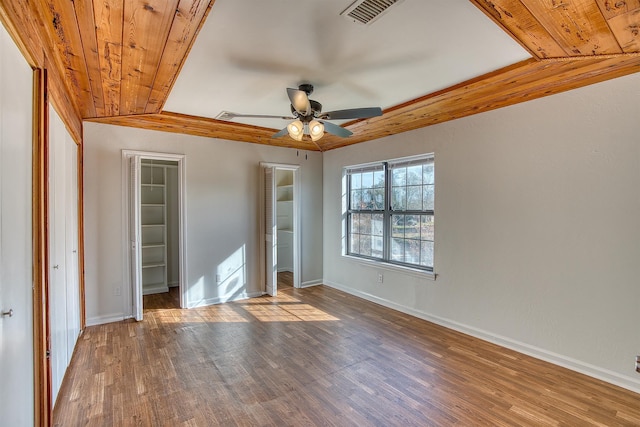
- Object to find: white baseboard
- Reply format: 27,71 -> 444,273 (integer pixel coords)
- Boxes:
277,267 -> 293,273
86,313 -> 126,327
322,280 -> 640,395
187,290 -> 264,308
300,279 -> 323,288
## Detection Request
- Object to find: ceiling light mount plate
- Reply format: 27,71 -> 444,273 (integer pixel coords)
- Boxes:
298,83 -> 314,96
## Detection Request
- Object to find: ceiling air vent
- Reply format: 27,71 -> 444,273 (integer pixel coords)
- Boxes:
340,0 -> 404,26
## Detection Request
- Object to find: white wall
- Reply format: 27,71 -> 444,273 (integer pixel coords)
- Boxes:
0,22 -> 34,426
323,72 -> 640,393
84,124 -> 323,324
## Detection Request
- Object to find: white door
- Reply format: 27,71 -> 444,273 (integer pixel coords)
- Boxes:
64,136 -> 80,361
49,104 -> 68,404
264,167 -> 277,296
0,23 -> 35,426
130,156 -> 143,320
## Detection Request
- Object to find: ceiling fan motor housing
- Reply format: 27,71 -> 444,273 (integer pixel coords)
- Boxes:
291,100 -> 322,121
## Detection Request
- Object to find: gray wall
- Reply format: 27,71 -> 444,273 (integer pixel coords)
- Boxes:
83,125 -> 323,323
323,72 -> 640,393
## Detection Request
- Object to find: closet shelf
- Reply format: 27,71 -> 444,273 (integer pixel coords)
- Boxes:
142,262 -> 165,269
142,244 -> 165,249
141,162 -> 169,295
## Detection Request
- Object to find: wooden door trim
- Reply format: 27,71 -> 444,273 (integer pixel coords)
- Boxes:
77,141 -> 86,329
32,67 -> 51,426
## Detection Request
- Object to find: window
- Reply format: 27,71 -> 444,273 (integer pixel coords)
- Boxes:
346,155 -> 434,271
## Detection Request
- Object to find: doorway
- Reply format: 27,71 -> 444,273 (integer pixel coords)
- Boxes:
261,163 -> 301,296
123,151 -> 186,320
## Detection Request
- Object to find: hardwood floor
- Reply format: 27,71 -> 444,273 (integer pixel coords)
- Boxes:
143,286 -> 180,310
54,285 -> 640,426
277,271 -> 293,289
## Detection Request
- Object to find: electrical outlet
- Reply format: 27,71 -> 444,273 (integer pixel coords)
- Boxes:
377,273 -> 383,283
636,355 -> 640,373
114,286 -> 121,296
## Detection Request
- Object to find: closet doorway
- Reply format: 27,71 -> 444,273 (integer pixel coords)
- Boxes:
261,163 -> 301,296
123,151 -> 186,320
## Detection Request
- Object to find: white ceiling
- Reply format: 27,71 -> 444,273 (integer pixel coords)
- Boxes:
164,0 -> 531,131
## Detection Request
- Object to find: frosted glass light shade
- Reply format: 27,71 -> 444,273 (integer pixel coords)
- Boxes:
287,120 -> 304,141
309,120 -> 324,141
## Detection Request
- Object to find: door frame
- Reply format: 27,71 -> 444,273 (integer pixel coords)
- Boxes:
259,162 -> 301,292
122,150 -> 187,320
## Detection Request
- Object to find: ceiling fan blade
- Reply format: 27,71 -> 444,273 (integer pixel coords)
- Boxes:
218,111 -> 294,121
287,88 -> 311,116
272,127 -> 289,138
320,120 -> 353,138
321,107 -> 383,120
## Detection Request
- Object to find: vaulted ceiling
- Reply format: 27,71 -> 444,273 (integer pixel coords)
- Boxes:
1,0 -> 639,151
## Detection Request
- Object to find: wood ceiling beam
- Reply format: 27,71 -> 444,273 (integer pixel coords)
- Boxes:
93,0 -> 124,117
86,111 -> 322,151
595,0 -> 640,52
120,0 -> 180,115
35,0 -> 97,118
0,0 -> 83,144
318,54 -> 640,150
470,0 -> 567,58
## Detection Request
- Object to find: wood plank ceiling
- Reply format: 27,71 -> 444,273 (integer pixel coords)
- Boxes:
1,0 -> 639,151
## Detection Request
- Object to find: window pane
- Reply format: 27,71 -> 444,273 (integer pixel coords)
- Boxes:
360,234 -> 372,256
421,240 -> 434,267
350,213 -> 360,235
373,188 -> 384,210
423,185 -> 434,211
362,171 -> 373,188
391,187 -> 406,210
372,214 -> 383,236
360,214 -> 372,234
407,165 -> 422,185
362,189 -> 373,209
423,163 -> 434,184
407,186 -> 422,210
391,238 -> 404,261
373,170 -> 385,188
391,215 -> 404,238
405,215 -> 419,239
420,215 -> 434,241
405,239 -> 420,264
351,173 -> 361,189
350,233 -> 359,254
371,236 -> 383,258
392,167 -> 406,187
351,190 -> 362,209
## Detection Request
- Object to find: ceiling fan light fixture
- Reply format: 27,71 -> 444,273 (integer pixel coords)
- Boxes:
309,120 -> 324,141
287,120 -> 304,141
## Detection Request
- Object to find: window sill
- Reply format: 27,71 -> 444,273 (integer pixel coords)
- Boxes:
342,255 -> 436,281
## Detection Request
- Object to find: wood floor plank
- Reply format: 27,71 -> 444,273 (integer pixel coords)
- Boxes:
54,285 -> 640,426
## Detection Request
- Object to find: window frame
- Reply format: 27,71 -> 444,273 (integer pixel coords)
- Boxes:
345,154 -> 434,273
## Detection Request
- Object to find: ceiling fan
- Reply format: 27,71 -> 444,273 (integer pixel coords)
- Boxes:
220,84 -> 382,142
